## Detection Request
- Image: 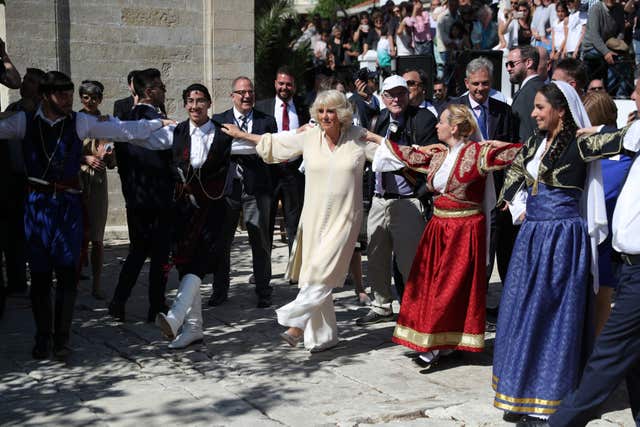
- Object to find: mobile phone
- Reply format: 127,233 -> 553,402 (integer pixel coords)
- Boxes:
513,11 -> 524,18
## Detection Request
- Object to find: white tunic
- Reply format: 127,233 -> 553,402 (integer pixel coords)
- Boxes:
256,125 -> 378,287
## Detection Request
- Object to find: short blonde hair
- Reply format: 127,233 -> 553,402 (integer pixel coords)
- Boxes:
583,91 -> 617,127
309,89 -> 353,127
445,104 -> 479,139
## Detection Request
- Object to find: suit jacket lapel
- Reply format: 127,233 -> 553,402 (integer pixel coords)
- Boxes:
487,100 -> 499,140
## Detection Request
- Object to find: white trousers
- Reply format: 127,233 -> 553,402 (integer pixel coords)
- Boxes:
276,284 -> 338,351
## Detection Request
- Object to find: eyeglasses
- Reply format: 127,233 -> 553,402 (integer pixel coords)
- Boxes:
405,80 -> 422,87
505,59 -> 523,68
588,86 -> 605,92
382,91 -> 406,100
232,89 -> 254,96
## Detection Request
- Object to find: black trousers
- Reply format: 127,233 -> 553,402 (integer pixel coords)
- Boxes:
111,207 -> 171,312
495,208 -> 519,282
212,180 -> 272,298
549,262 -> 640,427
268,163 -> 304,253
30,267 -> 77,346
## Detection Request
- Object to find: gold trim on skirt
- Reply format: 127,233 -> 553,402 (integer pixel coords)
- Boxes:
394,324 -> 485,349
433,207 -> 482,218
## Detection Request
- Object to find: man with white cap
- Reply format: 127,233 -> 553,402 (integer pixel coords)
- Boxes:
356,74 -> 438,325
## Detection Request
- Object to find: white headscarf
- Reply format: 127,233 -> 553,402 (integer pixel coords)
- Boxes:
553,80 -> 608,293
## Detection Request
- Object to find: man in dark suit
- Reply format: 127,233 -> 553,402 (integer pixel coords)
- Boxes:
211,76 -> 278,308
108,68 -> 174,323
356,75 -> 438,325
255,66 -> 308,254
507,45 -> 545,143
450,57 -> 519,326
113,70 -> 138,120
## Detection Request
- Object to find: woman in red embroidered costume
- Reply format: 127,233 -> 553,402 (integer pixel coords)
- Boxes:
371,104 -> 522,365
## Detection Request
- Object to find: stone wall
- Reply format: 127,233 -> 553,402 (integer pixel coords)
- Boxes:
3,0 -> 255,232
5,0 -> 254,117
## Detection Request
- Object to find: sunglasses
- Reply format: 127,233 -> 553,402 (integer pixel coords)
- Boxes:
505,59 -> 523,68
405,80 -> 422,87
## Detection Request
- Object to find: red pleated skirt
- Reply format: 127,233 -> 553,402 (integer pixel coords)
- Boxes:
392,210 -> 487,353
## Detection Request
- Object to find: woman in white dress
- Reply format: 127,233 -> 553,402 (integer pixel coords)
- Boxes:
222,90 -> 380,352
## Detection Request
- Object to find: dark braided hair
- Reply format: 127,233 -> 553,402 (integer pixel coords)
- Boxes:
535,83 -> 577,165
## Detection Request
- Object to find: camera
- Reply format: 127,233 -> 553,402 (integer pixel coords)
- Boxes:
354,67 -> 372,83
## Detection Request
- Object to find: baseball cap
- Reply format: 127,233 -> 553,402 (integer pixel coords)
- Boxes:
381,75 -> 408,92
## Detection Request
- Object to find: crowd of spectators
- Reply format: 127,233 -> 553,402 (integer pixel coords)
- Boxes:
294,0 -> 640,99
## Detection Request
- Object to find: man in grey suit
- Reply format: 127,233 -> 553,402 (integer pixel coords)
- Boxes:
506,45 -> 545,143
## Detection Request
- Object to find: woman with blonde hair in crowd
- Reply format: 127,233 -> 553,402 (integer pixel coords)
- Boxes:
371,104 -> 522,365
78,80 -> 116,300
222,90 -> 380,353
583,90 -> 633,336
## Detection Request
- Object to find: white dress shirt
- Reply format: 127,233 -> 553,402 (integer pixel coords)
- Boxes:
468,96 -> 489,135
230,107 -> 257,155
274,96 -> 300,131
612,121 -> 640,254
433,141 -> 464,193
0,107 -> 164,144
188,120 -> 215,169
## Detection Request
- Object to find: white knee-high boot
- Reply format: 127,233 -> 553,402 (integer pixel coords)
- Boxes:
156,274 -> 201,340
169,286 -> 204,349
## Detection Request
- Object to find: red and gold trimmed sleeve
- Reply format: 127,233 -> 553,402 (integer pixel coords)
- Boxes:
384,139 -> 434,174
478,142 -> 523,174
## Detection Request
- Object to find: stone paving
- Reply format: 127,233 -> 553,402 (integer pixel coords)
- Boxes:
0,233 -> 633,426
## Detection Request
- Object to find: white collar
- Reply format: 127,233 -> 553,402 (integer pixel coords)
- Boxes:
136,102 -> 161,113
521,74 -> 538,89
467,95 -> 489,110
35,105 -> 70,126
276,96 -> 294,108
189,119 -> 214,136
233,107 -> 253,121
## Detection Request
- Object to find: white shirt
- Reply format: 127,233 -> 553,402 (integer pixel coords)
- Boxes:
565,10 -> 587,52
468,96 -> 489,135
274,96 -> 300,132
612,121 -> 640,254
230,107 -> 257,155
0,107 -> 165,147
433,141 -> 464,192
188,120 -> 215,169
418,100 -> 439,117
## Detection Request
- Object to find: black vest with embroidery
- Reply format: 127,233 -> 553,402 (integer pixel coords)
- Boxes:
22,112 -> 82,183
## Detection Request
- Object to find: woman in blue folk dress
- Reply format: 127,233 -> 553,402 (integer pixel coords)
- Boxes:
491,81 -> 631,422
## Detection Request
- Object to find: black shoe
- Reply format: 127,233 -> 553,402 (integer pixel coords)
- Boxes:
32,336 -> 51,360
208,293 -> 228,307
52,343 -> 72,361
516,415 -> 550,426
503,412 -> 523,423
355,310 -> 395,326
147,304 -> 169,323
108,301 -> 125,322
256,296 -> 272,308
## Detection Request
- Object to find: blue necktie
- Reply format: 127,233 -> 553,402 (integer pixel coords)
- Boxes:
478,105 -> 488,140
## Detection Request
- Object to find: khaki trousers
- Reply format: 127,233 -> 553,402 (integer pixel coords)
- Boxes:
366,197 -> 426,315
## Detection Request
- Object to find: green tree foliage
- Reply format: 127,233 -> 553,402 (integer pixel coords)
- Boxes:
312,0 -> 363,19
255,0 -> 312,100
